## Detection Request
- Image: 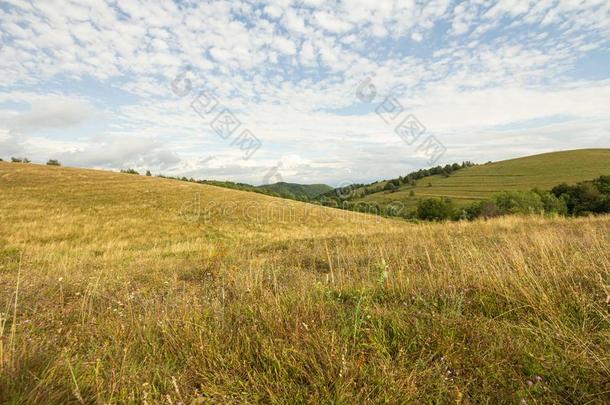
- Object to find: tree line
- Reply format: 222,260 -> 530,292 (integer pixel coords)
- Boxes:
414,175 -> 610,221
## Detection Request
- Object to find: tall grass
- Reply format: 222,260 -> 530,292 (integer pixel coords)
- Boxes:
1,163 -> 610,403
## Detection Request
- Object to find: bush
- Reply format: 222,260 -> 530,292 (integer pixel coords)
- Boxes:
551,177 -> 610,216
534,189 -> 568,216
46,159 -> 61,166
463,190 -> 567,221
493,191 -> 545,215
416,198 -> 456,221
11,157 -> 29,163
120,169 -> 140,175
145,170 -> 152,176
383,182 -> 398,192
463,200 -> 501,220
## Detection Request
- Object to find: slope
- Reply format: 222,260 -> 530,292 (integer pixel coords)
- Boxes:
355,149 -> 610,208
1,161 -> 610,402
257,182 -> 333,200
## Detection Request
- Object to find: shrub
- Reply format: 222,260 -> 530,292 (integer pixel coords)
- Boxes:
463,200 -> 501,220
416,198 -> 456,221
493,191 -> 545,215
46,159 -> 61,166
593,175 -> 610,194
533,189 -> 568,215
383,182 -> 398,192
120,169 -> 140,175
551,177 -> 610,216
145,170 -> 152,176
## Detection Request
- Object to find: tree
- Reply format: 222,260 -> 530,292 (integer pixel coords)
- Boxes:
383,182 -> 398,192
11,157 -> 30,163
46,159 -> 61,166
494,191 -> 544,215
593,175 -> 610,194
463,200 -> 500,220
145,170 -> 152,176
552,178 -> 609,215
416,198 -> 456,221
121,169 -> 140,175
533,189 -> 567,215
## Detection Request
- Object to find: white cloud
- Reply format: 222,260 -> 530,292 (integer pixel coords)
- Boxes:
313,11 -> 353,33
9,98 -> 100,131
0,0 -> 608,184
411,32 -> 423,42
264,4 -> 283,19
272,36 -> 297,55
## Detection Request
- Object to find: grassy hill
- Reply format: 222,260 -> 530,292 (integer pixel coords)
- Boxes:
1,162 -> 610,403
257,182 -> 332,200
354,149 -> 610,208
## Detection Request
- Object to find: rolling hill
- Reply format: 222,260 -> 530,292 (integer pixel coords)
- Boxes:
257,182 -> 332,200
2,160 -> 610,402
352,149 -> 610,208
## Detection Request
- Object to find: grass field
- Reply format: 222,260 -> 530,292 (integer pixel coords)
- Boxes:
2,162 -> 610,403
355,149 -> 610,208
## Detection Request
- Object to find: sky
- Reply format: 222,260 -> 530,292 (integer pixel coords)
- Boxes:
0,0 -> 609,186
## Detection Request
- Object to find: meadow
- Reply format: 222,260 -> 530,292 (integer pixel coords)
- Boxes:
1,162 -> 610,403
355,149 -> 610,208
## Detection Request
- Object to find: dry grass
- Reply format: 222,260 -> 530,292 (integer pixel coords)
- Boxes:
1,162 -> 610,403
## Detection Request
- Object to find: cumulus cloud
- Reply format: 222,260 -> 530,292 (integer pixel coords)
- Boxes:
10,98 -> 100,131
0,0 -> 608,183
56,136 -> 181,170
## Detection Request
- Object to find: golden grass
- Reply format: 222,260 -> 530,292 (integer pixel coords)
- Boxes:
1,162 -> 610,403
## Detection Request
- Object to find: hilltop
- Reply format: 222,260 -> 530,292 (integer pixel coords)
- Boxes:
0,162 -> 392,244
348,149 -> 610,208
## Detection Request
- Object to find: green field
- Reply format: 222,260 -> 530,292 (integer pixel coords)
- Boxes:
257,182 -> 333,200
355,149 -> 610,208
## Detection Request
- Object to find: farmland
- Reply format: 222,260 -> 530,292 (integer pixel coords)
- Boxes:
354,149 -> 610,208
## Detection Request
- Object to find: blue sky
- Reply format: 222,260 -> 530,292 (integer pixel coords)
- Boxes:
0,0 -> 609,186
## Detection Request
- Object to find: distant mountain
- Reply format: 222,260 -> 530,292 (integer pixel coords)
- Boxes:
257,182 -> 332,201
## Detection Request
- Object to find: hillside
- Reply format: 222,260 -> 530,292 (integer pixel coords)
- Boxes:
1,162 -> 610,403
0,162 -> 392,244
354,149 -> 610,208
257,182 -> 332,200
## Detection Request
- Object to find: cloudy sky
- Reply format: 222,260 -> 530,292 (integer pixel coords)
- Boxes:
1,0 -> 609,186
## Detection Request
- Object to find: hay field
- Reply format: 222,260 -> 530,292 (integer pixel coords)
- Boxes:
1,162 -> 610,403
